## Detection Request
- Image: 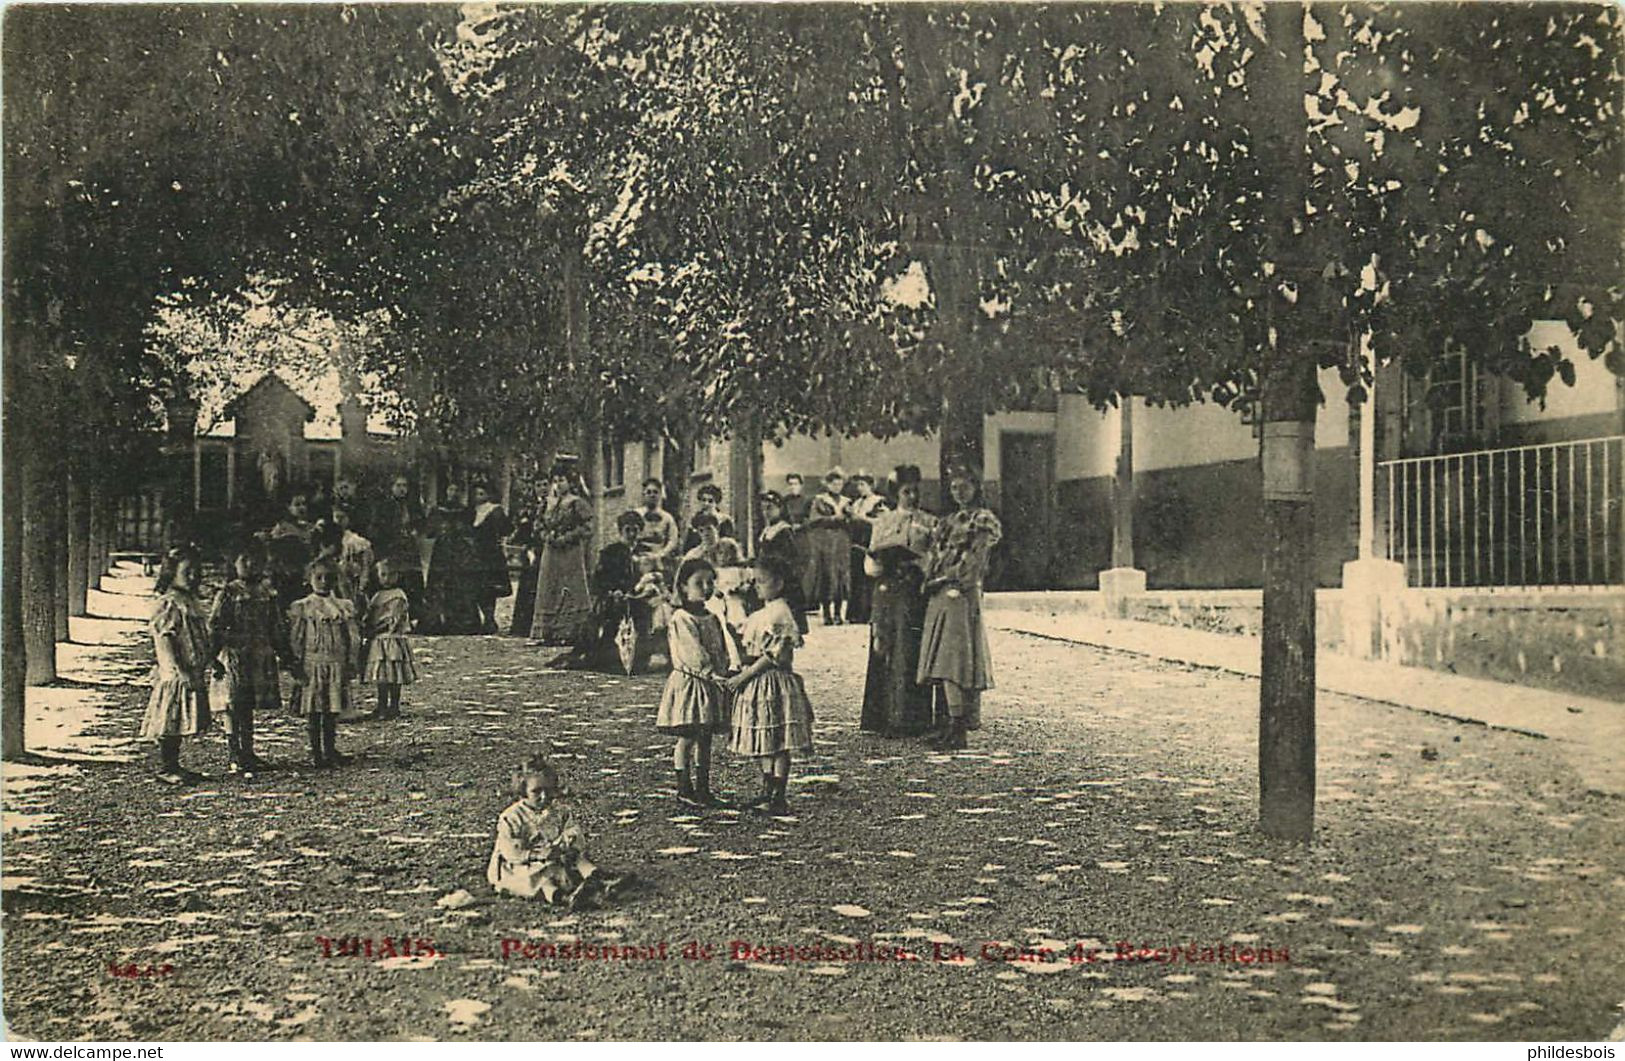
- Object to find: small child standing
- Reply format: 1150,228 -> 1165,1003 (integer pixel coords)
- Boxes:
727,555 -> 816,815
209,543 -> 288,778
656,558 -> 732,807
363,558 -> 418,721
488,757 -> 623,908
142,548 -> 213,785
632,553 -> 672,633
288,557 -> 362,768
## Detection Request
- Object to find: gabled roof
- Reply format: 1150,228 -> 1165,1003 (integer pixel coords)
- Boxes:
220,373 -> 316,422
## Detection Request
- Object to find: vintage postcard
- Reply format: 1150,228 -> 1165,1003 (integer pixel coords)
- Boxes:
2,1 -> 1621,1045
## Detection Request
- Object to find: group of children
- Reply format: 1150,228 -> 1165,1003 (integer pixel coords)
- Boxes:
486,550 -> 815,909
141,543 -> 420,783
142,515 -> 822,911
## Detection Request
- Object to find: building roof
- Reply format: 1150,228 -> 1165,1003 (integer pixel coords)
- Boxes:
219,373 -> 317,423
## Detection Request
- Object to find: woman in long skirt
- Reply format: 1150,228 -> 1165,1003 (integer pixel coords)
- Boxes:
424,481 -> 481,634
530,458 -> 594,645
803,468 -> 852,625
507,501 -> 539,636
845,471 -> 888,625
916,462 -> 1003,751
859,466 -> 937,737
469,481 -> 513,633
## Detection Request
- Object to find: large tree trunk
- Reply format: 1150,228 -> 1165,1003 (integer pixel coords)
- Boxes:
22,450 -> 58,685
68,473 -> 89,617
937,380 -> 986,509
661,432 -> 693,531
1258,354 -> 1319,843
3,424 -> 27,758
1257,0 -> 1317,844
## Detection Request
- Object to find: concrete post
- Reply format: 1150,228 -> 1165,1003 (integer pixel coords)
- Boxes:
1100,396 -> 1146,617
1341,368 -> 1407,659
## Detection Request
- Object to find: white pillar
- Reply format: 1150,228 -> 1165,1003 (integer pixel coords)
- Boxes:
1358,368 -> 1376,561
1342,361 -> 1408,659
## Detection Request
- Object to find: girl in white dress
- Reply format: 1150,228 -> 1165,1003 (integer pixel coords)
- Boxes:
726,555 -> 816,815
655,558 -> 733,806
488,758 -> 623,908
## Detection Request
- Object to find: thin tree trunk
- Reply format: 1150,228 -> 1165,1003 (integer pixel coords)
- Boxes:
87,481 -> 105,592
51,484 -> 69,642
3,425 -> 27,757
1111,397 -> 1136,569
22,450 -> 58,685
68,474 -> 89,617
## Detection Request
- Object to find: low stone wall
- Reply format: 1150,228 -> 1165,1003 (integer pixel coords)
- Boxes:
987,587 -> 1625,703
1383,592 -> 1625,702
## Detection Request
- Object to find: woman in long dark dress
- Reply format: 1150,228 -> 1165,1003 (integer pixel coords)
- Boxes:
425,481 -> 482,633
754,490 -> 809,635
530,459 -> 595,645
845,471 -> 888,625
507,501 -> 539,636
469,481 -> 513,633
376,474 -> 426,618
550,510 -> 644,671
859,466 -> 938,737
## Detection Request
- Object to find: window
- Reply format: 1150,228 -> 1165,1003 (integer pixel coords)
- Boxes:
602,437 -> 626,491
1431,347 -> 1482,440
1403,346 -> 1484,454
690,438 -> 713,474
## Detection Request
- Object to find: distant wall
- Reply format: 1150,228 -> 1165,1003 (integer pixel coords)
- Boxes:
1048,447 -> 1358,589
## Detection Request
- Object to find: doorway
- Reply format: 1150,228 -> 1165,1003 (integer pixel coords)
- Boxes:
994,432 -> 1055,591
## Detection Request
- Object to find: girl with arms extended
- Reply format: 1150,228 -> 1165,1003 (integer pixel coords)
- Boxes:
727,555 -> 816,816
656,558 -> 733,807
917,462 -> 1003,751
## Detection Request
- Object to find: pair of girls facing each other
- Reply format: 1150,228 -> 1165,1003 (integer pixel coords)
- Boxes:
142,546 -> 419,783
656,554 -> 814,815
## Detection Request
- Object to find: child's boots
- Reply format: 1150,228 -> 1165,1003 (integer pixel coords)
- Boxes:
745,772 -> 775,808
929,717 -> 968,752
693,758 -> 724,808
322,715 -> 352,766
766,775 -> 791,816
753,775 -> 790,817
675,768 -> 701,807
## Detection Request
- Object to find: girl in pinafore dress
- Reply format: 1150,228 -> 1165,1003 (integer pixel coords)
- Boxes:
488,757 -> 625,908
656,558 -> 733,807
209,543 -> 288,779
143,548 -> 213,785
288,556 -> 363,767
727,554 -> 816,816
363,558 -> 418,721
917,462 -> 1004,751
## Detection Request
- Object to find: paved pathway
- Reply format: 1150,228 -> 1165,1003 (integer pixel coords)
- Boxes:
2,571 -> 1621,1040
984,606 -> 1625,796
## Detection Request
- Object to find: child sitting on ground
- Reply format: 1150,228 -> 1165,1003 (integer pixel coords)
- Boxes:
487,757 -> 625,909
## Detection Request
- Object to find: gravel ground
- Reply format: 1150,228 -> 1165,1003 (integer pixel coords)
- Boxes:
3,569 -> 1622,1041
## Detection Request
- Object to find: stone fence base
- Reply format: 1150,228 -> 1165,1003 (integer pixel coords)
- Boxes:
985,586 -> 1625,703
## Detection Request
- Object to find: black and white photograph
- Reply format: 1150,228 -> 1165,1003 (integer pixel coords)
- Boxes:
1,0 -> 1622,1045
